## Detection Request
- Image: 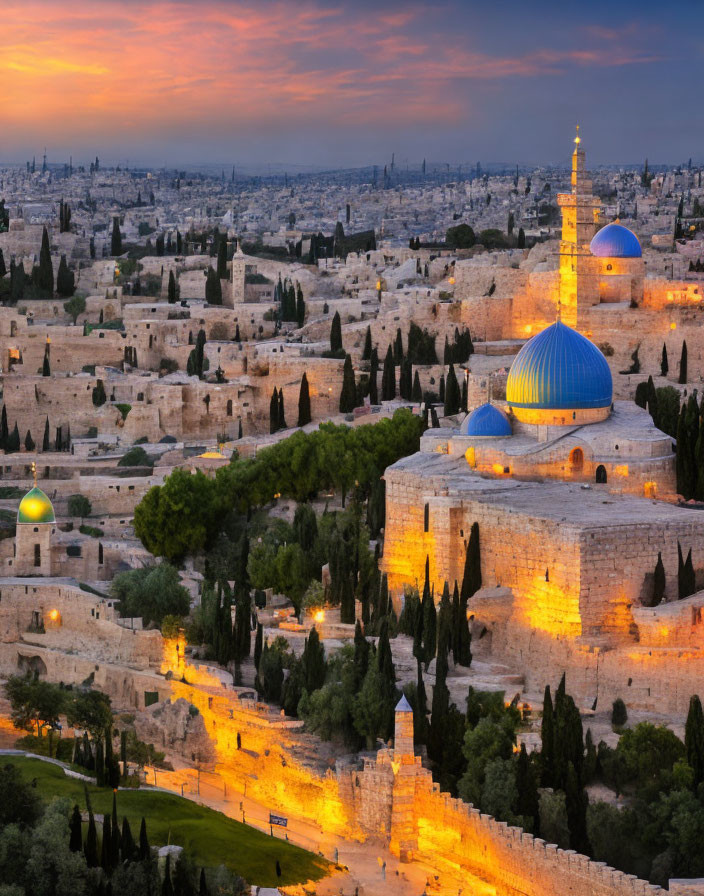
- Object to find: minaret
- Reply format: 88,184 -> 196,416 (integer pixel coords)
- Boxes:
229,239 -> 246,308
393,694 -> 415,759
14,463 -> 56,577
556,127 -> 601,326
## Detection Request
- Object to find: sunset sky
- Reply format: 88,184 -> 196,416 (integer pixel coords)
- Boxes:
1,0 -> 701,169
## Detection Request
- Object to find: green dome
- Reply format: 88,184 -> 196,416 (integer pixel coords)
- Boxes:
17,487 -> 55,524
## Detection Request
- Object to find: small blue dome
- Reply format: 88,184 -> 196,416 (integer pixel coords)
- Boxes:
506,320 -> 612,410
590,223 -> 642,258
460,403 -> 512,437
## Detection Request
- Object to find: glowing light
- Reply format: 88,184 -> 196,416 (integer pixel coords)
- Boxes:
524,324 -> 532,334
314,609 -> 325,623
491,463 -> 504,475
670,322 -> 677,330
448,276 -> 455,285
49,609 -> 59,621
376,281 -> 382,291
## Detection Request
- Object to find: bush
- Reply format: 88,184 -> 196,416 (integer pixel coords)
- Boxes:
612,698 -> 628,728
111,563 -> 190,626
67,494 -> 92,518
115,403 -> 132,421
79,525 -> 104,538
118,446 -> 153,467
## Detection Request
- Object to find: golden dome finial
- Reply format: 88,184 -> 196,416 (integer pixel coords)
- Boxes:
574,124 -> 581,146
31,461 -> 37,488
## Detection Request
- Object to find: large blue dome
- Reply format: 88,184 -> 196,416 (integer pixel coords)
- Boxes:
460,403 -> 512,437
590,223 -> 642,258
506,320 -> 612,410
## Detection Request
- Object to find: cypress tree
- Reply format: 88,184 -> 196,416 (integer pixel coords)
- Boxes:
168,270 -> 177,303
0,405 -> 7,450
297,373 -> 311,427
329,311 -> 343,353
414,658 -> 428,745
460,523 -> 481,602
139,817 -> 150,860
369,349 -> 379,404
69,804 -> 83,852
661,343 -> 669,377
428,583 -> 451,761
269,388 -> 278,434
162,854 -> 174,896
85,812 -> 99,867
443,336 -> 451,365
362,326 -> 372,361
110,792 -> 120,867
302,627 -> 327,692
0,248 -> 5,279
444,364 -> 461,416
399,358 -> 412,400
439,375 -> 445,404
540,684 -> 555,787
205,267 -> 222,305
565,761 -> 589,853
422,583 -> 436,671
353,620 -> 370,691
679,340 -> 688,384
676,404 -> 690,497
6,422 -> 20,453
340,571 -> 355,624
685,694 -> 704,788
101,814 -> 112,871
377,618 -> 396,741
412,370 -> 422,403
650,552 -> 666,606
121,817 -> 134,861
461,375 -> 468,413
42,417 -> 50,451
56,255 -> 75,297
42,345 -> 50,376
277,388 -> 286,430
254,623 -> 263,673
24,430 -> 35,452
517,227 -> 526,249
110,217 -> 122,256
394,328 -> 403,363
515,743 -> 539,831
381,345 -> 396,401
296,283 -> 305,328
339,355 -> 356,413
37,226 -> 54,295
216,237 -> 227,280
683,548 -> 696,599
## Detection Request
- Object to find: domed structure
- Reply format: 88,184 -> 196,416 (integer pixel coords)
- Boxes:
506,320 -> 612,425
17,487 -> 55,524
460,403 -> 512,437
590,222 -> 642,258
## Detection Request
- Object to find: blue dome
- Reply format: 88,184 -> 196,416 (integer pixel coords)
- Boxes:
506,320 -> 612,410
590,223 -> 642,258
460,403 -> 512,437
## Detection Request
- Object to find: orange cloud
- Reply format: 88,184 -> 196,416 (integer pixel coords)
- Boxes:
0,0 -> 663,154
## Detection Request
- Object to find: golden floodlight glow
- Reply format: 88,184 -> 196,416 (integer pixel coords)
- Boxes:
524,324 -> 532,334
448,276 -> 455,285
492,463 -> 504,475
376,280 -> 381,290
49,609 -> 59,621
314,609 -> 325,623
670,322 -> 677,329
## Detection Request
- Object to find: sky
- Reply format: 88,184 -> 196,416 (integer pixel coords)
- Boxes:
0,0 -> 702,170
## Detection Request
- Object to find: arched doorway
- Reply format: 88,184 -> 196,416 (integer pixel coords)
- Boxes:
569,447 -> 584,474
596,465 -> 607,484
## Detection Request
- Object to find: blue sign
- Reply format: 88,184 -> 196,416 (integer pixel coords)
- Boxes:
269,813 -> 288,827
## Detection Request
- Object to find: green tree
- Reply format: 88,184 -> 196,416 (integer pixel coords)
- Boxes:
444,364 -> 461,416
269,388 -> 279,434
661,343 -> 669,377
446,223 -> 476,249
67,494 -> 92,517
42,345 -> 50,377
67,689 -> 113,740
517,227 -> 526,249
168,270 -> 177,304
339,355 -> 356,413
63,292 -> 85,323
205,267 -> 222,305
458,716 -> 516,806
381,345 -> 396,401
302,627 -> 327,693
460,522 -> 481,602
329,311 -> 343,354
297,373 -> 311,427
685,694 -> 704,789
296,282 -> 306,328
216,236 -> 227,280
56,255 -> 75,297
5,675 -> 67,740
111,216 -> 122,256
362,326 -> 372,361
679,340 -> 688,384
37,226 -> 53,295
111,563 -> 190,625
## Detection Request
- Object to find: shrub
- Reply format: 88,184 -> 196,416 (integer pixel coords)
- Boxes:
118,446 -> 153,467
67,494 -> 92,518
612,698 -> 628,728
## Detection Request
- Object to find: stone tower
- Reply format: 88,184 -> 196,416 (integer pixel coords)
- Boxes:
230,240 -> 246,307
393,694 -> 415,760
557,127 -> 601,326
14,468 -> 55,576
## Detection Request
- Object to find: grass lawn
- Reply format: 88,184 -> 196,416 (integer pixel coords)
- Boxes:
8,757 -> 329,888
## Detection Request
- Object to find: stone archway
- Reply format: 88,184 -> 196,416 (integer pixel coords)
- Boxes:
569,447 -> 584,474
596,464 -> 607,484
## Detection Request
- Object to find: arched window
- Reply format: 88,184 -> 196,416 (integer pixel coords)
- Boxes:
34,544 -> 41,567
98,543 -> 104,565
569,447 -> 584,473
606,263 -> 613,271
596,465 -> 607,484
226,400 -> 233,417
